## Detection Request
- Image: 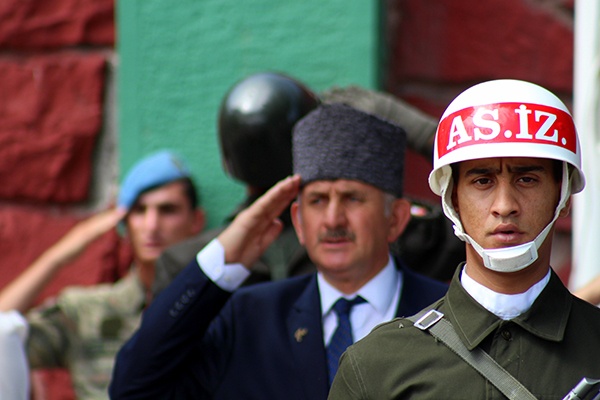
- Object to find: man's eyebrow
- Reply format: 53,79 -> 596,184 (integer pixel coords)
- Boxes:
464,167 -> 498,177
303,190 -> 326,197
506,165 -> 546,174
303,188 -> 364,197
157,202 -> 181,208
339,189 -> 365,197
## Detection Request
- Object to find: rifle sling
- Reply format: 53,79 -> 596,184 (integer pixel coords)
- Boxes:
408,309 -> 538,400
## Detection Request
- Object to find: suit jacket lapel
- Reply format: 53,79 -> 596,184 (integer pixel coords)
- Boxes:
394,259 -> 449,318
396,268 -> 419,317
286,275 -> 329,399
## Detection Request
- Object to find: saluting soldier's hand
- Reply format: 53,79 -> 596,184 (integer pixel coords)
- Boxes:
48,207 -> 128,265
217,175 -> 301,268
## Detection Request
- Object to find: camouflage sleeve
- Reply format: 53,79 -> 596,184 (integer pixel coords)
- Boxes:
320,86 -> 437,161
26,302 -> 76,369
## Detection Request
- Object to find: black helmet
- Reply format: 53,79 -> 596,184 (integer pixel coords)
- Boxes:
218,72 -> 320,189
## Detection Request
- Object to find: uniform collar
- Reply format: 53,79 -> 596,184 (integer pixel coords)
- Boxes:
461,267 -> 550,320
445,265 -> 572,350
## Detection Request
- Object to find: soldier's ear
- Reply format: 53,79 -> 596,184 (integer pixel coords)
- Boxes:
558,197 -> 572,218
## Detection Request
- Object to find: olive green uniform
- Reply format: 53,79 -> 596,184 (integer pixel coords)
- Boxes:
330,267 -> 600,399
26,270 -> 145,400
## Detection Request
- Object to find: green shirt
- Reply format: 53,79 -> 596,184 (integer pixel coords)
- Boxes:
26,270 -> 145,400
330,267 -> 600,399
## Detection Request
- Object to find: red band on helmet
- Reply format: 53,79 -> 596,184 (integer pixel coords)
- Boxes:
436,102 -> 577,159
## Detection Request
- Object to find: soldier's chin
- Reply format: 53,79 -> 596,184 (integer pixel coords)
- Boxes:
138,250 -> 163,265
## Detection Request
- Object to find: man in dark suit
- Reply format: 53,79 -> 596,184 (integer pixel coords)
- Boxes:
152,72 -> 463,296
109,104 -> 448,399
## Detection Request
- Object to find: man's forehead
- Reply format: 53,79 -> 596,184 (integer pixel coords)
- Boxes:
458,156 -> 554,172
301,179 -> 381,194
132,181 -> 188,206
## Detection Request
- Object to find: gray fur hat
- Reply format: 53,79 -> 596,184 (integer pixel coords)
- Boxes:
292,103 -> 406,197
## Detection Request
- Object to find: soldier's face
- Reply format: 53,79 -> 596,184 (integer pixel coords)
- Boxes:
452,157 -> 562,251
125,181 -> 204,268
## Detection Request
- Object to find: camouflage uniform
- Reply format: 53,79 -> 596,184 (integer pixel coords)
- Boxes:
26,269 -> 145,400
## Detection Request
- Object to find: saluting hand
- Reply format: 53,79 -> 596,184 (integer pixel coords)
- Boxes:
217,175 -> 301,268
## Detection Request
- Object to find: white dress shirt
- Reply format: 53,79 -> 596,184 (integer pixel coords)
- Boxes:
319,256 -> 402,345
196,239 -> 402,345
0,310 -> 30,400
196,239 -> 250,291
461,266 -> 551,320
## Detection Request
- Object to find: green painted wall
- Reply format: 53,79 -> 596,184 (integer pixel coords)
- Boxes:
116,0 -> 379,228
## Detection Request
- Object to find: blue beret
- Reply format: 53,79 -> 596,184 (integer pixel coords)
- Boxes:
292,103 -> 406,197
118,150 -> 192,208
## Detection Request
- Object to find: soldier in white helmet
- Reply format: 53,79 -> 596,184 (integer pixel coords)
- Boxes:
329,79 -> 600,399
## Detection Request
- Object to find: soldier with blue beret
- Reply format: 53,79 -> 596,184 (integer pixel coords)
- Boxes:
0,150 -> 205,399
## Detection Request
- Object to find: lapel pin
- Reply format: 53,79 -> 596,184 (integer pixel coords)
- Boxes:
294,328 -> 308,342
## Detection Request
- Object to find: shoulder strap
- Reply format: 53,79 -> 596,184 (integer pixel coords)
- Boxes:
408,309 -> 538,400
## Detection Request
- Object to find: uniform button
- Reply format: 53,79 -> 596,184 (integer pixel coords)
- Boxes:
175,301 -> 184,310
501,330 -> 512,341
180,294 -> 190,304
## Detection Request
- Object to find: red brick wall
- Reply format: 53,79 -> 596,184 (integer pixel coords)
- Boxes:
384,0 -> 575,282
385,0 -> 575,199
0,1 -> 131,399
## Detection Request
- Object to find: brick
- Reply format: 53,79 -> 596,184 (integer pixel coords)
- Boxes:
0,0 -> 114,49
388,0 -> 574,92
0,204 -> 132,306
0,53 -> 106,203
31,369 -> 75,400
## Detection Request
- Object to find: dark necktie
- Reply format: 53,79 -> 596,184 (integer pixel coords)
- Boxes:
326,296 -> 366,386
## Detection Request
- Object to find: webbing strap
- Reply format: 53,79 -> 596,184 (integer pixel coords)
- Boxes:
408,309 -> 538,400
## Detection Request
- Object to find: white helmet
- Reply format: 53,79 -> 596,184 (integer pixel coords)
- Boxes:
428,79 -> 585,273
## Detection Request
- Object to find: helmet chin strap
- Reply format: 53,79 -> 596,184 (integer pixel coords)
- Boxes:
440,163 -> 571,273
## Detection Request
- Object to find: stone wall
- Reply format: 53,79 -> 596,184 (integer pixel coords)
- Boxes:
0,1 -> 129,398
